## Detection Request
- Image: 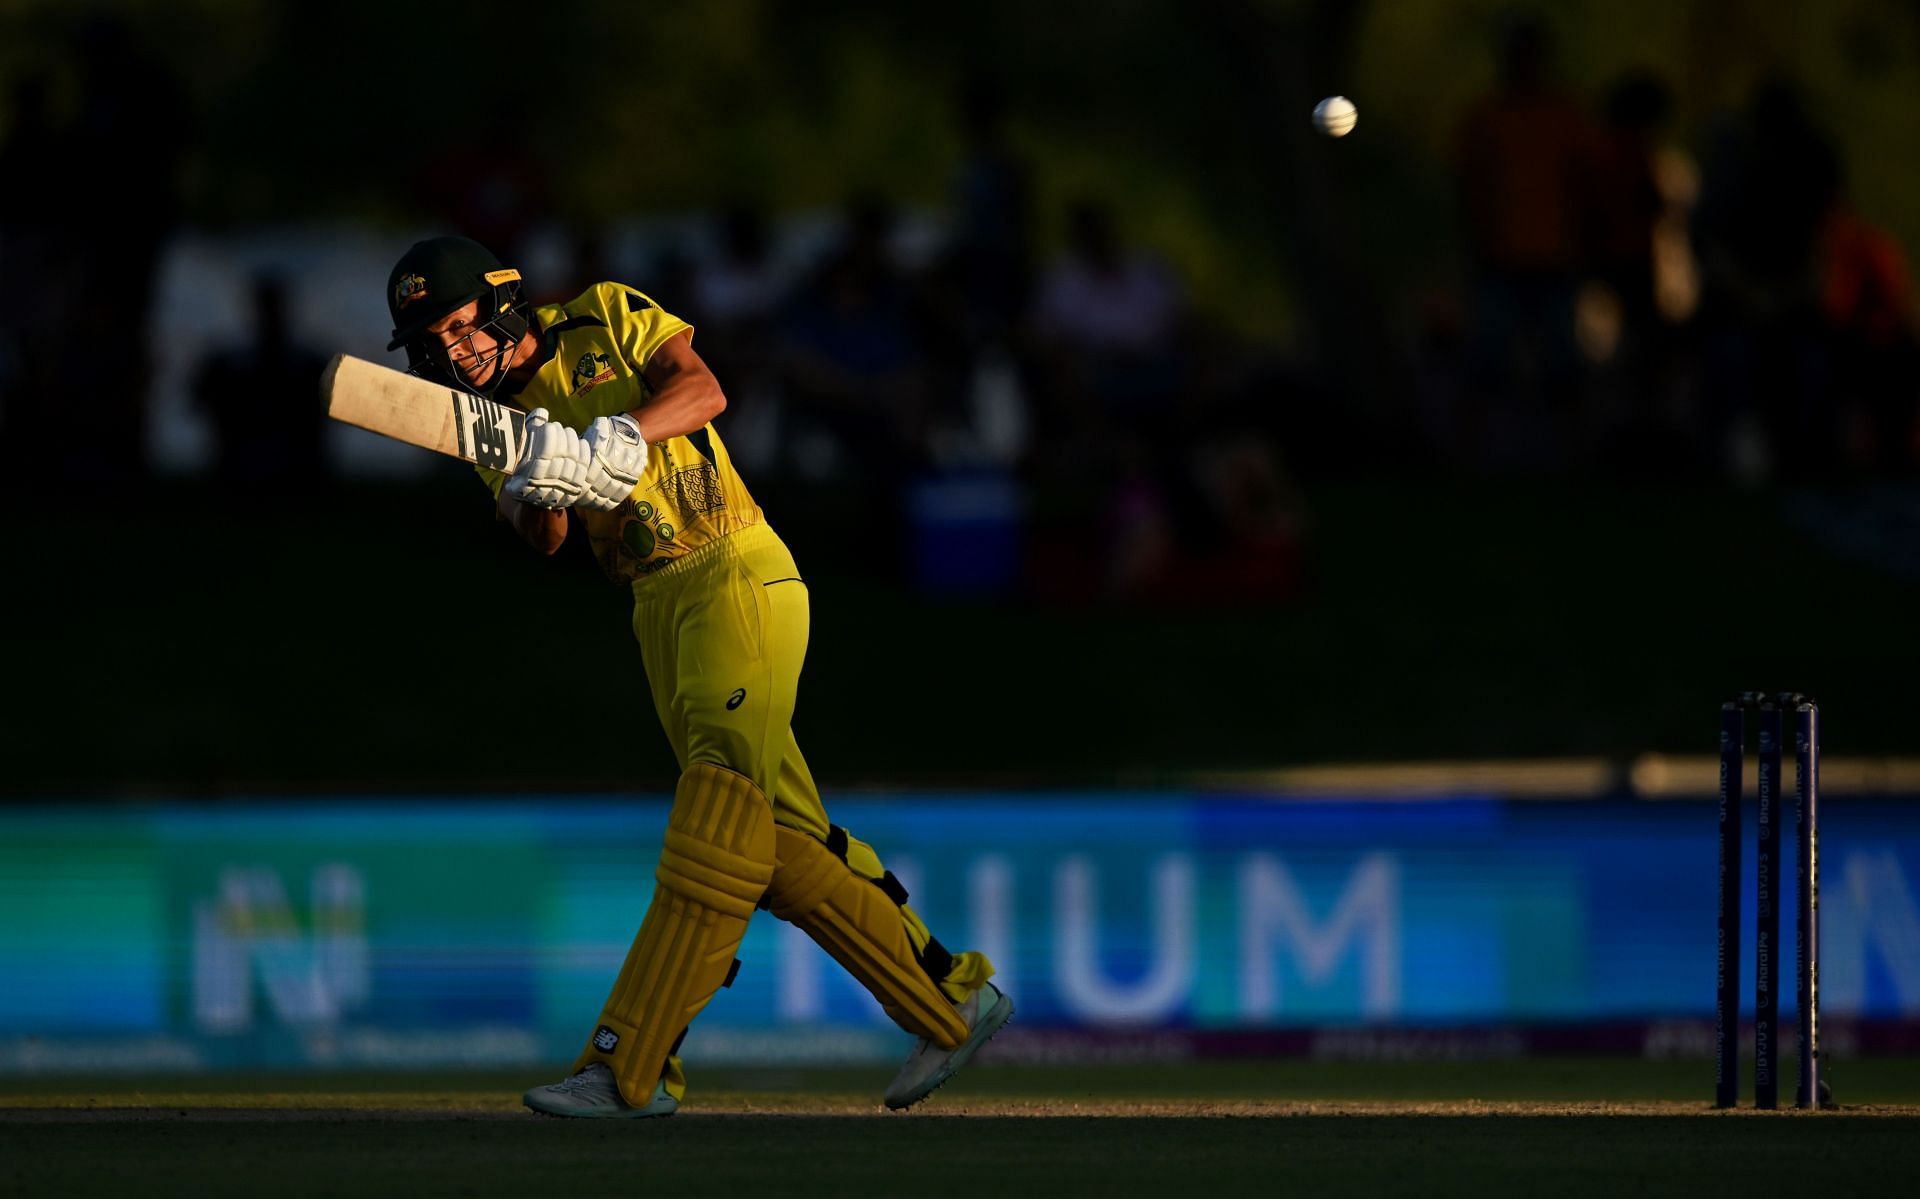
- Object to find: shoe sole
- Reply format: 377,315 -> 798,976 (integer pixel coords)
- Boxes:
524,1101 -> 677,1119
885,989 -> 1015,1111
523,1084 -> 678,1120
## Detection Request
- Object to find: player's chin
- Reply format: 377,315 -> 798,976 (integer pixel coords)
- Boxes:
451,359 -> 499,390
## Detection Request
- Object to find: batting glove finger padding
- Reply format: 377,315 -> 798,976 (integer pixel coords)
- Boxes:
578,414 -> 649,512
506,408 -> 593,508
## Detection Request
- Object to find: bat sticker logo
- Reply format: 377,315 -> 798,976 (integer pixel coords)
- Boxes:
449,391 -> 526,471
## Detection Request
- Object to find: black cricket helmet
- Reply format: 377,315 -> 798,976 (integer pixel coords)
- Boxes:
384,235 -> 532,390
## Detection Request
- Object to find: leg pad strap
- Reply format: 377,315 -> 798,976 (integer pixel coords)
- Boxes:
766,825 -> 970,1050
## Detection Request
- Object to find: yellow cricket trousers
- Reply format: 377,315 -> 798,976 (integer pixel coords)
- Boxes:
630,522 -> 830,838
628,521 -> 992,1010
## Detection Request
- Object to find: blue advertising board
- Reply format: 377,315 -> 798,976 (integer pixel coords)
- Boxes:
1,794 -> 1916,1071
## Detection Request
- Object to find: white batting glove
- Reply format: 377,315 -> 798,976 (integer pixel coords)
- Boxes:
577,413 -> 650,512
505,409 -> 592,509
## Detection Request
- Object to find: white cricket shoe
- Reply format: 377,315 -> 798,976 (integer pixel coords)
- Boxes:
883,982 -> 1014,1110
522,1063 -> 678,1119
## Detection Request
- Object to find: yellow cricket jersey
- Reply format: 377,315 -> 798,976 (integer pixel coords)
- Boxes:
477,282 -> 765,584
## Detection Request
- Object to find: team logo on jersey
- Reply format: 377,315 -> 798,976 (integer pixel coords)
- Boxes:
571,351 -> 615,394
393,273 -> 429,310
592,1025 -> 620,1052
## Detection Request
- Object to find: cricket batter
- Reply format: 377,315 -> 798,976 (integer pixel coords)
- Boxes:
382,235 -> 1011,1117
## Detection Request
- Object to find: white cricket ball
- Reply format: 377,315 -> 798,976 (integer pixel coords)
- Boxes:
1313,95 -> 1358,138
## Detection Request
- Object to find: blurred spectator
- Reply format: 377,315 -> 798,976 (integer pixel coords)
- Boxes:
1030,197 -> 1188,440
693,209 -> 786,395
946,75 -> 1037,347
192,272 -> 331,492
412,121 -> 547,269
1692,75 -> 1841,482
1021,197 -> 1188,600
1453,12 -> 1597,473
1819,185 -> 1920,475
1104,434 -> 1308,608
897,82 -> 1045,598
900,82 -> 1042,477
695,207 -> 785,333
1020,197 -> 1302,606
776,194 -> 936,555
1184,436 -> 1308,602
687,207 -> 788,476
647,245 -> 700,320
1584,70 -> 1690,473
532,225 -> 620,307
778,195 -> 932,465
1588,74 -> 1671,343
1406,283 -> 1474,467
1100,442 -> 1181,601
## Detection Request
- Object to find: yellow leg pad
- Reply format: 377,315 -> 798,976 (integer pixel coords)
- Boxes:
572,763 -> 775,1106
766,827 -> 971,1050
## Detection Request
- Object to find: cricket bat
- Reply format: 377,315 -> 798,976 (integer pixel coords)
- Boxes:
321,352 -> 527,471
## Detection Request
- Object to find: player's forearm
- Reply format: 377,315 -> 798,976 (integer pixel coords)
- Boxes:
497,489 -> 568,555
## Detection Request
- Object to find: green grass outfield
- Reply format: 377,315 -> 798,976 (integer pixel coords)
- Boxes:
5,1059 -> 1918,1197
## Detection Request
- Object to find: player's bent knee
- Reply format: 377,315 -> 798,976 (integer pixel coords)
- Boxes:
763,825 -> 845,918
766,825 -> 971,1049
658,763 -> 777,916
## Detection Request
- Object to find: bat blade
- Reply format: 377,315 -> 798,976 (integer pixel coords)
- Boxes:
321,353 -> 527,471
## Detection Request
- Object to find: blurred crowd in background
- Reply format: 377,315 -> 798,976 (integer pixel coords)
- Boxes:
2,7 -> 1917,609
1428,15 -> 1919,492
